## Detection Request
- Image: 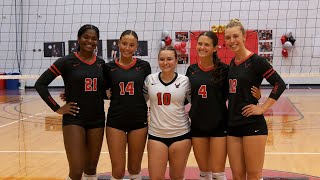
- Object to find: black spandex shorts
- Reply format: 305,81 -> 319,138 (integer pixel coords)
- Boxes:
106,119 -> 148,133
148,132 -> 191,147
191,126 -> 227,137
228,120 -> 268,137
63,116 -> 105,129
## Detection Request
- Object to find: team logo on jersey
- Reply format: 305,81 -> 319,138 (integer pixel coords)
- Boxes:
245,62 -> 251,68
72,63 -> 80,67
191,70 -> 198,75
111,68 -> 118,71
175,83 -> 180,88
135,67 -> 141,71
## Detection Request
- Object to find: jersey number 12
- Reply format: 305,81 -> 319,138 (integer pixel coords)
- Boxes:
229,79 -> 237,93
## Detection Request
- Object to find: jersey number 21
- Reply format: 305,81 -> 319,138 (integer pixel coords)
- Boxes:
85,78 -> 97,91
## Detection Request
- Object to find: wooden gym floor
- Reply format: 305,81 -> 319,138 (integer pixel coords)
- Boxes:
0,88 -> 319,180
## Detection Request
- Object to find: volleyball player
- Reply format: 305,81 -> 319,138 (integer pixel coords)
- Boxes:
111,41 -> 118,60
186,31 -> 261,180
224,19 -> 286,180
103,30 -> 151,180
35,24 -> 105,180
143,46 -> 191,180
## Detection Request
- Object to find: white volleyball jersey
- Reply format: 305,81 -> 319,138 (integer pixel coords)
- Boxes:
143,72 -> 191,138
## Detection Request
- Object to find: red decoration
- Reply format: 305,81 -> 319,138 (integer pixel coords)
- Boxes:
174,43 -> 181,50
282,48 -> 288,57
180,42 -> 186,48
281,35 -> 287,45
165,37 -> 172,46
180,48 -> 186,54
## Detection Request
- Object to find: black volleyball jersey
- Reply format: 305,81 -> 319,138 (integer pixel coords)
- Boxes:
35,52 -> 106,120
104,58 -> 151,123
186,62 -> 229,133
228,53 -> 286,127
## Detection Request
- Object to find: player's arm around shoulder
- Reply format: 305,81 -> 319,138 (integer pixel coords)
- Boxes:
179,74 -> 191,103
142,73 -> 155,102
140,59 -> 152,76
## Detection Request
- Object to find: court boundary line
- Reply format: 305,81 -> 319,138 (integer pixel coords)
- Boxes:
0,111 -> 48,129
0,120 -> 19,128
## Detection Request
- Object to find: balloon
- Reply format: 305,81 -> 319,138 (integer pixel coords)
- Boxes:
161,31 -> 170,40
288,36 -> 296,45
218,25 -> 224,33
282,48 -> 288,57
283,41 -> 293,50
212,25 -> 218,33
180,42 -> 186,48
180,48 -> 186,54
280,35 -> 287,44
165,37 -> 172,46
285,30 -> 292,38
174,43 -> 181,51
160,41 -> 166,48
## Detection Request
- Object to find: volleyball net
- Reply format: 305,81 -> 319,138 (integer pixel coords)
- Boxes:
1,0 -> 320,87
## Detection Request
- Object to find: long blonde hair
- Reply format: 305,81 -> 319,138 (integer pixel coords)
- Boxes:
226,18 -> 245,35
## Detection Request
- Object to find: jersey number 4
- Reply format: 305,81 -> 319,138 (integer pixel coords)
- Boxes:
198,85 -> 207,98
157,92 -> 171,105
229,79 -> 237,93
119,81 -> 134,95
85,78 -> 97,91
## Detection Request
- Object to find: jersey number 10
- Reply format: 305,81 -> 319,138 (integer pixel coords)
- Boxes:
157,92 -> 171,105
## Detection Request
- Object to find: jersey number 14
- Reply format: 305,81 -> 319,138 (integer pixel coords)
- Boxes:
119,81 -> 135,95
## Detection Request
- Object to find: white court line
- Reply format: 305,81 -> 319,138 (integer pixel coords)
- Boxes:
0,120 -> 19,128
266,152 -> 320,155
0,151 -> 319,155
0,111 -> 48,129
